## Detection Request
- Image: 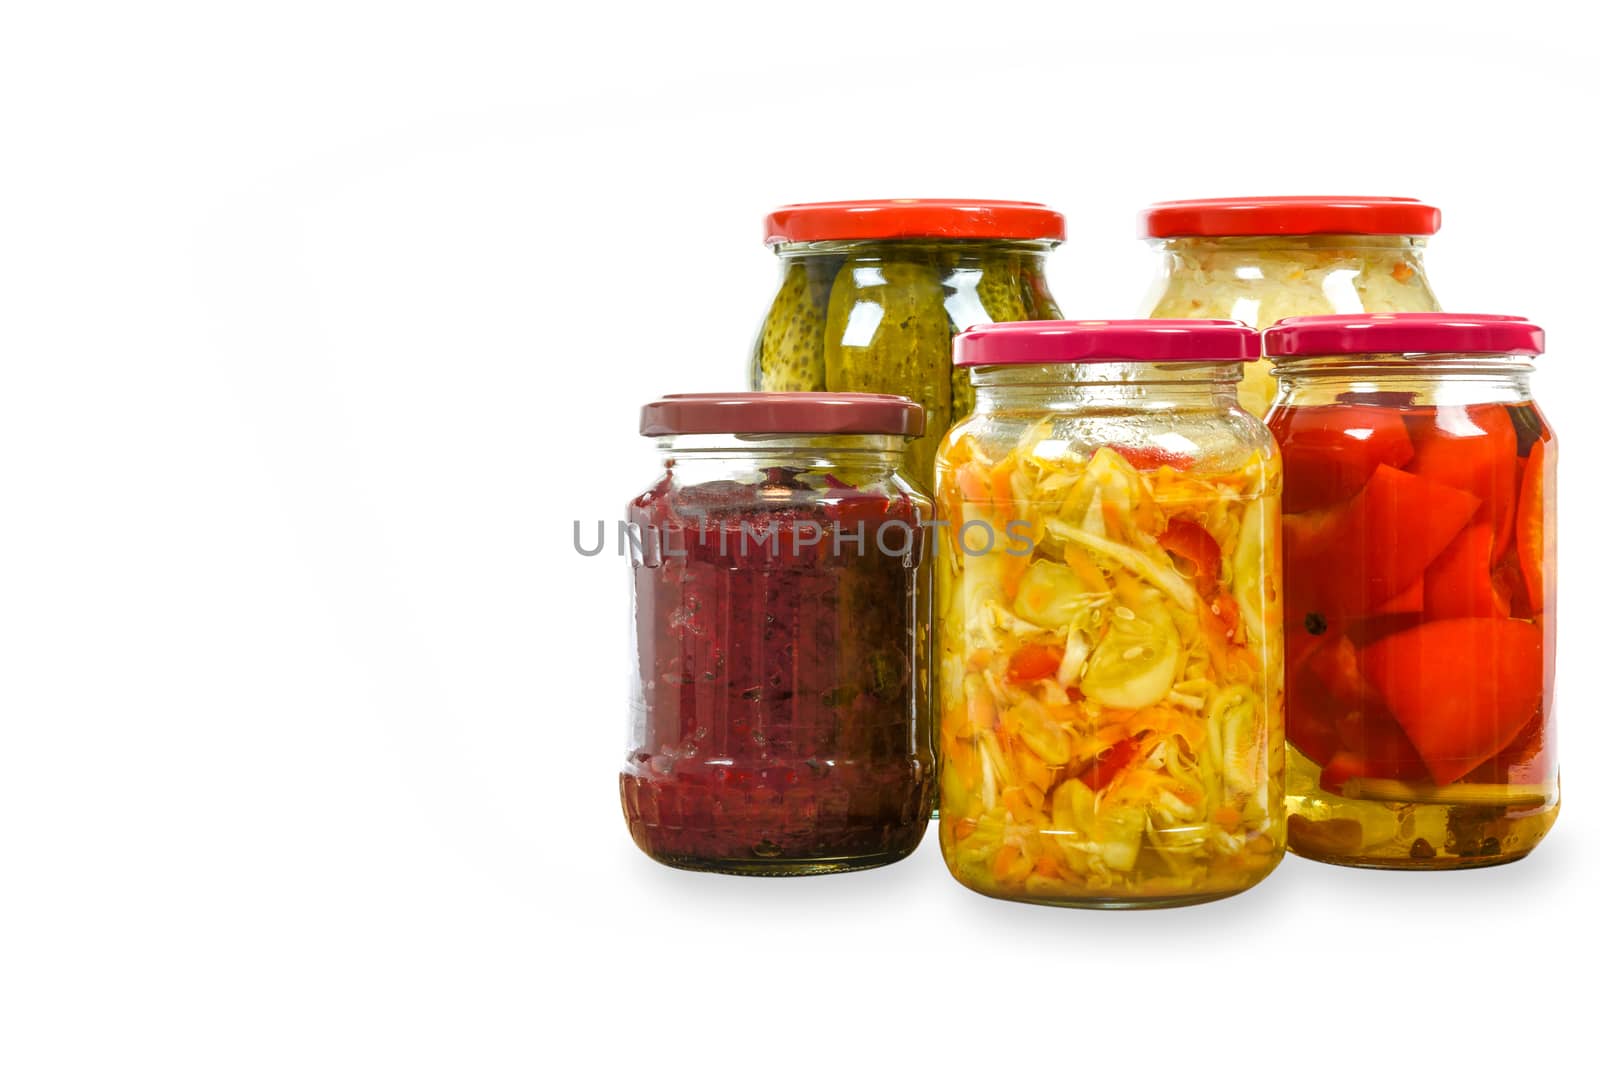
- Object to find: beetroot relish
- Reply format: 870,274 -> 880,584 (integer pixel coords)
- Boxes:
620,466 -> 933,874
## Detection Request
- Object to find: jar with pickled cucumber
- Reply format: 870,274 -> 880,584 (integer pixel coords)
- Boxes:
935,321 -> 1286,908
753,199 -> 1066,492
1264,314 -> 1557,869
1140,196 -> 1442,417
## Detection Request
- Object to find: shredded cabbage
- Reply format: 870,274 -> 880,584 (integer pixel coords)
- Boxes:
936,434 -> 1286,903
1144,236 -> 1440,417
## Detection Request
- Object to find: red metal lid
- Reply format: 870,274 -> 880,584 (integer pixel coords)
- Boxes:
639,392 -> 926,438
1140,196 -> 1441,238
1263,314 -> 1544,358
954,320 -> 1259,367
765,199 -> 1066,245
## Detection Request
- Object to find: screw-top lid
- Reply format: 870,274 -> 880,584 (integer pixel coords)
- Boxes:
954,320 -> 1260,367
765,199 -> 1066,245
639,392 -> 926,438
1263,314 -> 1544,358
1140,196 -> 1441,238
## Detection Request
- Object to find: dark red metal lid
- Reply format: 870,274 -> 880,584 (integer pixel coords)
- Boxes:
639,392 -> 926,438
1264,314 -> 1544,358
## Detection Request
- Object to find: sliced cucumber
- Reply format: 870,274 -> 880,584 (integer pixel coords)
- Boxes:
1081,591 -> 1182,709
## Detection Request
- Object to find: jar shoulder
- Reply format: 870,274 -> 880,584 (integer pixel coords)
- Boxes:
939,404 -> 1278,479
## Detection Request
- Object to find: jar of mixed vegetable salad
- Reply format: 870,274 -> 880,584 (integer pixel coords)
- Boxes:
1140,196 -> 1443,417
935,321 -> 1286,908
621,393 -> 936,875
1264,314 -> 1557,869
752,199 -> 1066,492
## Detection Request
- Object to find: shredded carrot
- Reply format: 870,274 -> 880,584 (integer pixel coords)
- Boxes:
1391,261 -> 1415,282
1101,500 -> 1124,541
956,463 -> 990,507
989,456 -> 1017,524
1032,853 -> 1064,880
967,684 -> 997,732
992,844 -> 1034,883
952,817 -> 979,841
1062,545 -> 1109,593
1113,571 -> 1145,611
1000,551 -> 1029,600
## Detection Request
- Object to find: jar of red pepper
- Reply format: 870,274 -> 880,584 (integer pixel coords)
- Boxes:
1264,314 -> 1556,868
621,392 -> 935,874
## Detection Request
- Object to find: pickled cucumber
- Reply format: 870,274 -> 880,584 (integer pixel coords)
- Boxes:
754,258 -> 837,391
975,253 -> 1030,322
1021,261 -> 1062,320
1080,590 -> 1182,709
823,253 -> 953,489
956,253 -> 1035,422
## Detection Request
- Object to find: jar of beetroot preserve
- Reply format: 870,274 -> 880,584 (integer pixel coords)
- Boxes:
1264,314 -> 1556,869
621,392 -> 935,874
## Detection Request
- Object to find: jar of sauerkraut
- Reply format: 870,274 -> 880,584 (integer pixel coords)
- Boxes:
1264,314 -> 1557,869
1141,196 -> 1442,417
621,392 -> 936,875
935,321 -> 1286,907
752,199 -> 1066,492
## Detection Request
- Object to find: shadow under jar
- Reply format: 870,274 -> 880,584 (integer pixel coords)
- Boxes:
751,198 -> 1066,494
935,321 -> 1286,908
621,393 -> 935,875
1264,314 -> 1557,869
1140,196 -> 1442,418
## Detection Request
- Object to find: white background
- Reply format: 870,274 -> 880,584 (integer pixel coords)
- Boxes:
1,2 -> 1593,1063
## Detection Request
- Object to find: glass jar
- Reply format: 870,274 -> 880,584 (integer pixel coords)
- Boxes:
620,393 -> 936,875
1264,314 -> 1557,869
752,199 -> 1066,492
1140,196 -> 1442,418
934,321 -> 1286,907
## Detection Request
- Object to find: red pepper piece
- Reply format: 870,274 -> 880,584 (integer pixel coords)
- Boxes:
1108,443 -> 1195,471
1288,629 -> 1427,787
1423,521 -> 1510,620
1516,438 -> 1552,614
1466,710 -> 1551,786
1374,577 -> 1424,615
1286,628 -> 1341,766
1319,717 -> 1429,792
1405,404 -> 1518,561
1079,737 -> 1139,792
1285,463 -> 1480,618
1158,519 -> 1222,595
1007,643 -> 1063,683
1270,404 -> 1415,513
1359,617 -> 1544,785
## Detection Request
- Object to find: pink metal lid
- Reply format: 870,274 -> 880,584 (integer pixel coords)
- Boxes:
953,319 -> 1260,367
1263,314 -> 1545,358
639,392 -> 926,438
